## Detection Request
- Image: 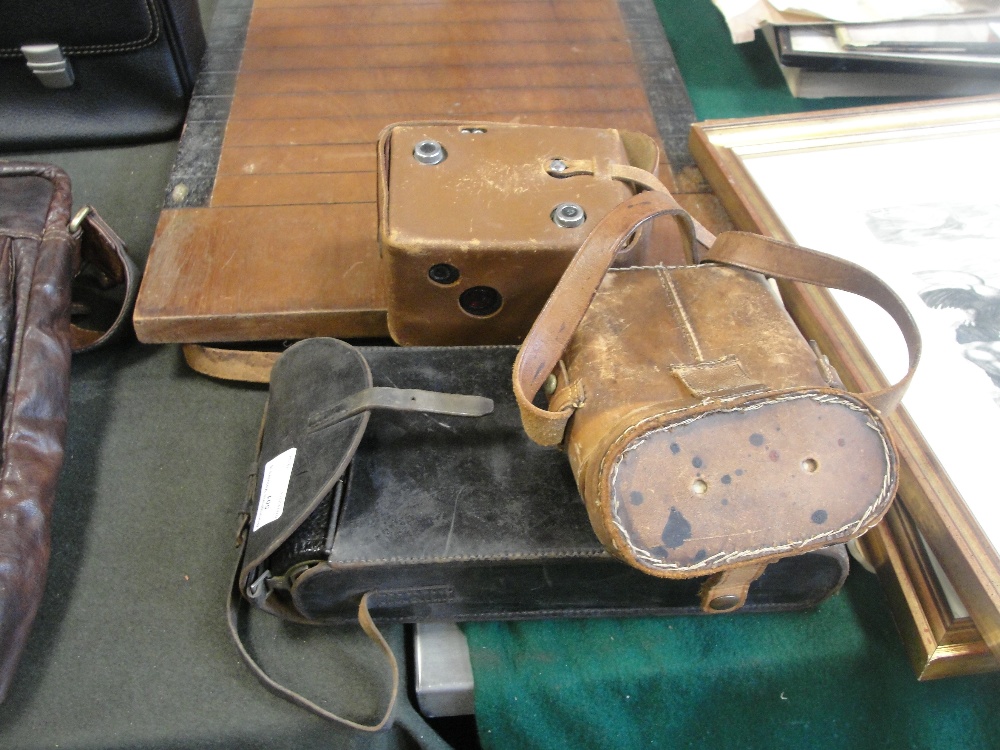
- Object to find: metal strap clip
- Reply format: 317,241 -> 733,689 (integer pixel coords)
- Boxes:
22,44 -> 75,89
246,571 -> 273,603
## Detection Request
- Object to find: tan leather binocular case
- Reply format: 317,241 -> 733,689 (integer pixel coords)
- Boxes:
377,121 -> 669,346
514,191 -> 921,613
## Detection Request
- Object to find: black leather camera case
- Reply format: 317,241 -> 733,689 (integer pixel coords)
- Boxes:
240,341 -> 849,624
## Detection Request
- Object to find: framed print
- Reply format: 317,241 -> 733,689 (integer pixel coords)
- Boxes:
859,503 -> 998,679
690,95 -> 1000,678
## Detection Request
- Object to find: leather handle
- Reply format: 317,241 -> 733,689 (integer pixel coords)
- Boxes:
183,344 -> 280,382
69,207 -> 140,354
227,574 -> 398,732
513,192 -> 922,446
704,232 -> 921,416
513,192 -> 697,446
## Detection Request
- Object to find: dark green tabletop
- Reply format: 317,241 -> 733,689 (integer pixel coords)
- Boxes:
654,0 -> 915,121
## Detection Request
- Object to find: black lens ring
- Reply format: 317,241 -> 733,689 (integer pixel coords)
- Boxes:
428,263 -> 460,285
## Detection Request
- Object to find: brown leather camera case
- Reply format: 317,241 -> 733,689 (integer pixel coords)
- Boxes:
377,121 -> 662,346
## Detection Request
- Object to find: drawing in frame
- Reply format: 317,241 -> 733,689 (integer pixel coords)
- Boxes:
689,95 -> 1000,679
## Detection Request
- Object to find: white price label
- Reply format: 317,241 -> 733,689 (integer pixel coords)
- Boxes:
253,447 -> 296,532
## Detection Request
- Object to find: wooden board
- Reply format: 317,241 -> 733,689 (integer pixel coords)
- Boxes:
134,0 -> 720,343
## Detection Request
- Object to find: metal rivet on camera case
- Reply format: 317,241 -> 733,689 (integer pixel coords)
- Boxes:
413,140 -> 446,165
551,202 -> 586,228
543,374 -> 558,396
548,159 -> 568,174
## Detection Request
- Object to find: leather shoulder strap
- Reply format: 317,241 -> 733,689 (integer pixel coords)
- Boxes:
513,194 -> 922,446
513,192 -> 696,445
183,344 -> 280,382
704,231 -> 920,415
227,563 -> 399,732
69,207 -> 140,354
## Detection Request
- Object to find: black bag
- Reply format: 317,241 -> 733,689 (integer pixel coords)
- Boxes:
229,339 -> 850,730
0,0 -> 205,150
237,339 -> 850,624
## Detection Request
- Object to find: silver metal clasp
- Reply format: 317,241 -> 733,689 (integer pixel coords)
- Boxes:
246,571 -> 273,603
22,44 -> 75,89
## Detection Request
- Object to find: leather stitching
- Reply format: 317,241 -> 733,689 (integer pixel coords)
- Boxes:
605,390 -> 895,573
656,266 -> 703,361
333,550 -> 607,565
0,0 -> 159,58
371,587 -> 455,604
0,230 -> 42,242
42,228 -> 73,242
307,597 -> 835,624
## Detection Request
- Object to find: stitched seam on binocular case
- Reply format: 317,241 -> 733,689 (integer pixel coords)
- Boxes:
605,391 -> 894,573
656,267 -> 703,362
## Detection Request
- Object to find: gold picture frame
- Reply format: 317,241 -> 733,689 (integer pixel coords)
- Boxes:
861,502 -> 997,679
689,95 -> 1000,679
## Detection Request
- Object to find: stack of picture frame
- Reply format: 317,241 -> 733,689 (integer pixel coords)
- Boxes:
690,95 -> 1000,679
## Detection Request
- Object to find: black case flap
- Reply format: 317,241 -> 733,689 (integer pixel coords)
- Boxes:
244,341 -> 848,623
241,339 -> 371,584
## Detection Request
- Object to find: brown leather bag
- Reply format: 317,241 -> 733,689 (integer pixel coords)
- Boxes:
377,121 -> 672,346
513,191 -> 921,613
0,162 -> 138,700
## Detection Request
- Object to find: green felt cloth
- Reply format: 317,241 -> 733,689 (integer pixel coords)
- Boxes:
463,3 -> 1000,748
652,0 -> 913,121
465,572 -> 1000,749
